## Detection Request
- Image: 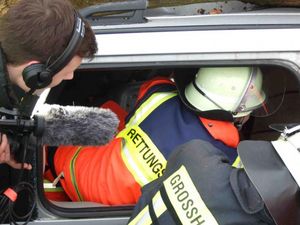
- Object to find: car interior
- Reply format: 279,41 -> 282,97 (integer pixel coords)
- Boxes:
38,64 -> 300,217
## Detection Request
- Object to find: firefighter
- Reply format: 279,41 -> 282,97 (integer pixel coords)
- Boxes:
52,66 -> 268,205
128,124 -> 300,225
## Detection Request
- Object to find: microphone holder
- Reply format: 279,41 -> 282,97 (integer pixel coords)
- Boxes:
0,107 -> 45,153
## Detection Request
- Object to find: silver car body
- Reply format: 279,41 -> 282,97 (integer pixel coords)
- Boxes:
19,2 -> 300,224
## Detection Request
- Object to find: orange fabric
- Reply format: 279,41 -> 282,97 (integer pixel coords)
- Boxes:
54,138 -> 141,205
44,170 -> 71,202
199,117 -> 239,148
101,100 -> 128,132
44,169 -> 55,182
54,146 -> 82,201
137,77 -> 175,102
43,147 -> 71,201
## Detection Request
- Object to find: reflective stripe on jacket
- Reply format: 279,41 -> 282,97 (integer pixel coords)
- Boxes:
54,138 -> 141,205
54,78 -> 239,205
128,140 -> 275,225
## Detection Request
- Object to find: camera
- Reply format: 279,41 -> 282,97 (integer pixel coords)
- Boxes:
0,101 -> 45,157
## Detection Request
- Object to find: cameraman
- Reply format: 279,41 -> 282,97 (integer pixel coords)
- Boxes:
0,0 -> 97,170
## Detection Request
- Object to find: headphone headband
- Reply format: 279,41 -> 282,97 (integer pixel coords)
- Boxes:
47,11 -> 85,75
22,10 -> 85,91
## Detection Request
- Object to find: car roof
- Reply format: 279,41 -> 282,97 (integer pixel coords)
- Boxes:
89,7 -> 300,32
81,5 -> 300,86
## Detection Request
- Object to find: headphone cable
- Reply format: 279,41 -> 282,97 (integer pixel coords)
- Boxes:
0,135 -> 36,225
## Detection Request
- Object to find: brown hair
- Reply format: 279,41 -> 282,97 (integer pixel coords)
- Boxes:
0,0 -> 97,65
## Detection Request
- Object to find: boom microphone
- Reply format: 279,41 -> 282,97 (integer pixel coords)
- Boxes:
35,104 -> 119,146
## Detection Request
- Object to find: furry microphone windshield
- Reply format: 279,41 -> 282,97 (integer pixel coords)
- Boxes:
36,104 -> 119,146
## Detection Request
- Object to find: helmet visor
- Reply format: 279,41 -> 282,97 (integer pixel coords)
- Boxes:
233,68 -> 286,118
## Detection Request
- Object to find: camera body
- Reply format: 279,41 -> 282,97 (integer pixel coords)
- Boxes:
0,106 -> 44,158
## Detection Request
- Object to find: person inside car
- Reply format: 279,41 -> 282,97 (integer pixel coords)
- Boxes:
52,66 -> 269,205
0,0 -> 97,170
128,123 -> 300,225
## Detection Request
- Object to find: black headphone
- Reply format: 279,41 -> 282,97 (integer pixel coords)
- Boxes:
22,11 -> 85,92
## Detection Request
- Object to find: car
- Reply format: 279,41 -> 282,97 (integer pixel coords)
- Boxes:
2,0 -> 300,224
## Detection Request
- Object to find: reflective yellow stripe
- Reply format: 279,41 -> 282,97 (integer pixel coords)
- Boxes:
69,147 -> 83,201
128,205 -> 152,225
127,92 -> 177,126
44,186 -> 65,193
129,191 -> 167,225
43,179 -> 65,192
118,92 -> 176,186
163,165 -> 219,225
118,125 -> 167,186
232,156 -> 243,168
152,191 -> 167,218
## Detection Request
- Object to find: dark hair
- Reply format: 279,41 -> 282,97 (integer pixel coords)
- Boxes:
0,0 -> 97,65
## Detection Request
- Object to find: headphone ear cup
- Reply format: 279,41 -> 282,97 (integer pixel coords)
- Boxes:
22,63 -> 52,90
39,70 -> 52,87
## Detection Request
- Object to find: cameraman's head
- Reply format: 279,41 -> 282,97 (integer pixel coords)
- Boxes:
0,0 -> 97,94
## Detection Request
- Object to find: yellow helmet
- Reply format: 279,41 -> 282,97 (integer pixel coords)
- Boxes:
184,67 -> 266,118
